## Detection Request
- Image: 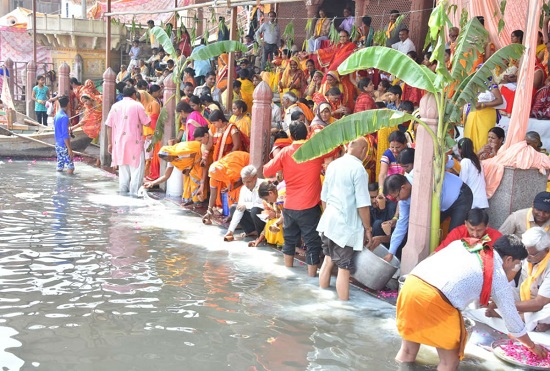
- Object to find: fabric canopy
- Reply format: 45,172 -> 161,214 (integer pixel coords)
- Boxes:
87,0 -> 190,24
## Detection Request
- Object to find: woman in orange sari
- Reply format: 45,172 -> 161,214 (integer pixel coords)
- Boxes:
202,151 -> 250,225
70,81 -> 102,139
313,70 -> 354,112
278,56 -> 307,98
208,110 -> 243,163
216,53 -> 229,91
140,84 -> 162,180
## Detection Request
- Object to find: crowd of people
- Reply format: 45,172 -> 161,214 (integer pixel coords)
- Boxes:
46,6 -> 550,370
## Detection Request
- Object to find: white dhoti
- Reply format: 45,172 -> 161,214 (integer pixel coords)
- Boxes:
118,152 -> 145,196
524,304 -> 550,332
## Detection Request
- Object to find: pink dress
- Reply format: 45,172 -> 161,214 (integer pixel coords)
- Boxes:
186,111 -> 209,141
105,97 -> 151,167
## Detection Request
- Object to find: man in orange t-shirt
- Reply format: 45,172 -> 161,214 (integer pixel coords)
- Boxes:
264,121 -> 328,277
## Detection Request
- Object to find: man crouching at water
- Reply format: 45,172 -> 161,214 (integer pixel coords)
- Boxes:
317,137 -> 372,300
396,235 -> 546,370
53,96 -> 74,174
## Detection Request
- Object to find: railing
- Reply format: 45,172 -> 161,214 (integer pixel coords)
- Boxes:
0,61 -> 55,102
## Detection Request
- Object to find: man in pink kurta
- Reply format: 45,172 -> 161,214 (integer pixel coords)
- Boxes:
105,86 -> 151,196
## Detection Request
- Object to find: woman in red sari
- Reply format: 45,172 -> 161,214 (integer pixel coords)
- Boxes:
316,30 -> 356,72
209,110 -> 243,162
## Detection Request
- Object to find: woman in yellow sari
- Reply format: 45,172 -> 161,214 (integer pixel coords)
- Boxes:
278,57 -> 307,98
236,68 -> 254,114
229,100 -> 251,139
153,141 -> 206,204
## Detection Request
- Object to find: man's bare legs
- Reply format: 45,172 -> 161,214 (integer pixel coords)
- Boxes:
335,267 -> 350,300
319,255 -> 333,288
396,340 -> 420,363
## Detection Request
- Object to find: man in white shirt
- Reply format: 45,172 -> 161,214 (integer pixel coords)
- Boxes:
391,28 -> 416,55
318,137 -> 372,300
224,165 -> 265,242
281,92 -> 303,132
193,71 -> 221,103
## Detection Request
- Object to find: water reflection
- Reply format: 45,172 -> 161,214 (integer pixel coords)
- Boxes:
0,161 -> 516,370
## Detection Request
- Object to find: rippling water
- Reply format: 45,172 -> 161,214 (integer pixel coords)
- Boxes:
0,160 -> 515,371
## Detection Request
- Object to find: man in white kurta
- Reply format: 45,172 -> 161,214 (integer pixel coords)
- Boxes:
317,137 -> 372,300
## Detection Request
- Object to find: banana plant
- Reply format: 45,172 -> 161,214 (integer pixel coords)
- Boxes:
282,20 -> 295,49
150,25 -> 247,139
293,0 -> 524,252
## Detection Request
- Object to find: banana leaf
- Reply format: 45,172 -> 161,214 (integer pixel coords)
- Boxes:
282,20 -> 294,48
305,18 -> 314,36
350,25 -> 359,42
450,17 -> 488,82
147,107 -> 168,152
150,26 -> 176,57
447,43 -> 525,123
293,109 -> 420,163
373,29 -> 387,46
337,47 -> 438,94
328,18 -> 338,45
189,40 -> 247,61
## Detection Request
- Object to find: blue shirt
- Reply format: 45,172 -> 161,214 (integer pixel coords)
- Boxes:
54,109 -> 70,147
389,172 -> 464,255
193,45 -> 212,76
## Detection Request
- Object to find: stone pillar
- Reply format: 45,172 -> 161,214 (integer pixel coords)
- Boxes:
488,168 -> 547,229
408,0 -> 432,57
355,0 -> 365,24
163,73 -> 176,145
400,93 -> 438,274
100,68 -> 116,167
251,81 -> 273,175
163,74 -> 181,195
26,61 -> 37,119
58,63 -> 70,98
225,6 -> 238,113
4,58 -> 14,99
73,54 -> 83,83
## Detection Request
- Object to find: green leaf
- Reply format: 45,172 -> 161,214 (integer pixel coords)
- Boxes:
150,26 -> 176,57
459,8 -> 469,30
450,17 -> 488,82
305,18 -> 314,35
293,110 -> 420,163
498,19 -> 505,34
350,24 -> 359,42
148,107 -> 168,152
204,29 -> 210,45
282,20 -> 295,48
373,29 -> 387,47
448,43 -> 525,122
337,47 -> 438,94
328,18 -> 338,45
189,40 -> 248,61
500,0 -> 507,15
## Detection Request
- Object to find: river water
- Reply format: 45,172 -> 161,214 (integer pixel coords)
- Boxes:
0,160 -> 516,371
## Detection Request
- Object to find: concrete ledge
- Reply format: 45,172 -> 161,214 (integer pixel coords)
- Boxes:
488,167 -> 547,229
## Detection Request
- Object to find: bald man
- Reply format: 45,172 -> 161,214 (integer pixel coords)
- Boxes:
317,137 -> 372,300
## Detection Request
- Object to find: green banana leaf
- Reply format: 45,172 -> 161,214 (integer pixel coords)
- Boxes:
447,43 -> 525,123
293,109 -> 419,163
189,40 -> 247,61
150,26 -> 176,57
337,47 -> 438,94
147,107 -> 168,152
450,17 -> 488,82
426,2 -> 453,83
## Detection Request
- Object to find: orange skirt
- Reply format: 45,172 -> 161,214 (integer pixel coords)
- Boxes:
396,275 -> 467,359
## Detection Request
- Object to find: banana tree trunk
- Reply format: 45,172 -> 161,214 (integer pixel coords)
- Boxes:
400,93 -> 439,274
